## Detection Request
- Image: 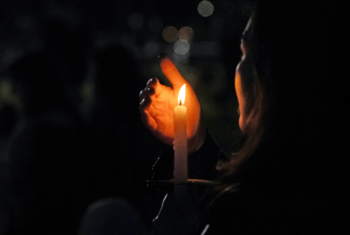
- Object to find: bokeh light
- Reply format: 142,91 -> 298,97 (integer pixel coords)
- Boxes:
174,40 -> 190,55
127,12 -> 143,30
197,0 -> 214,17
143,41 -> 160,58
162,26 -> 178,42
178,26 -> 194,42
147,16 -> 163,33
120,34 -> 136,49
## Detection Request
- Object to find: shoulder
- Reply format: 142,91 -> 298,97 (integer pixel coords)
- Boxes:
199,189 -> 349,235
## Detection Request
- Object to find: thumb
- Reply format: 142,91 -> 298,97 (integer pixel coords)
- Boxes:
159,53 -> 187,89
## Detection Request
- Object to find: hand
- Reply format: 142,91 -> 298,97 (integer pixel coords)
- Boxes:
139,54 -> 205,154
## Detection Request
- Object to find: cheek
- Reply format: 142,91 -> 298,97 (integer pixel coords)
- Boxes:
235,71 -> 247,131
235,65 -> 245,113
235,71 -> 243,103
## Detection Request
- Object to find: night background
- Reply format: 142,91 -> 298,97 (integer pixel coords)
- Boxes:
0,2 -> 253,230
0,0 -> 254,154
1,1 -> 348,235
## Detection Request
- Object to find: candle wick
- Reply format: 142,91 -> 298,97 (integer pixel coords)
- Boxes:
179,100 -> 182,106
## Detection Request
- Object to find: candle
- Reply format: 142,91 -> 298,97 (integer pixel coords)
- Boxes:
174,84 -> 187,183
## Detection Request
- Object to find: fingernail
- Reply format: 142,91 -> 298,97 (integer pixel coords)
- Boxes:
147,78 -> 153,84
158,53 -> 168,61
140,98 -> 145,105
147,87 -> 155,94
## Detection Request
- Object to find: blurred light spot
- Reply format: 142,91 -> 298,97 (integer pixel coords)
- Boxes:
198,1 -> 214,17
174,40 -> 190,55
128,12 -> 143,31
148,16 -> 163,33
15,14 -> 36,31
0,79 -> 22,108
121,34 -> 136,48
80,79 -> 94,100
144,41 -> 161,58
162,26 -> 178,42
179,27 -> 194,42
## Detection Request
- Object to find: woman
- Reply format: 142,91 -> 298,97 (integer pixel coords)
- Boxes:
140,1 -> 347,234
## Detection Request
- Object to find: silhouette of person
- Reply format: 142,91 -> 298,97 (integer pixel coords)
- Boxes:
4,12 -> 100,234
6,50 -> 95,235
88,43 -> 165,229
78,198 -> 146,235
139,1 -> 348,234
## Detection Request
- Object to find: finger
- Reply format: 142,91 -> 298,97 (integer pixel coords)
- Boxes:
140,77 -> 159,101
158,54 -> 187,89
147,78 -> 166,98
141,110 -> 157,132
139,94 -> 152,110
147,77 -> 161,91
140,94 -> 156,130
139,86 -> 155,101
146,77 -> 158,87
140,104 -> 157,132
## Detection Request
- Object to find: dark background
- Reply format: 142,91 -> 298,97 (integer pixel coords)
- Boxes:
0,0 -> 253,159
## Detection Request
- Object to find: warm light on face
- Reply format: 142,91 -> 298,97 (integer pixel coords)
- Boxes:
235,17 -> 253,132
178,84 -> 186,105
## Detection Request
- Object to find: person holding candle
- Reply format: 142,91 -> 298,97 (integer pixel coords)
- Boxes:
140,1 -> 347,234
140,54 -> 227,182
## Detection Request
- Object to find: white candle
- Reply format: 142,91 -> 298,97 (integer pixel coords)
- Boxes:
173,84 -> 187,183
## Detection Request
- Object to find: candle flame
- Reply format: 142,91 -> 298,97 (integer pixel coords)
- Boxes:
178,84 -> 186,105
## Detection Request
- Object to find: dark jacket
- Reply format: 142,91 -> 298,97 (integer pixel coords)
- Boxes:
151,131 -> 348,235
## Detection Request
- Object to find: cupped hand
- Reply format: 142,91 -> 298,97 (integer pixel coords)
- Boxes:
139,54 -> 205,154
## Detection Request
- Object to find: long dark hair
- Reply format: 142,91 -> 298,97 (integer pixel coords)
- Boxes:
218,1 -> 347,200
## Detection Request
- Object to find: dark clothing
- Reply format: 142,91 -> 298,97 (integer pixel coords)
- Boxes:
151,131 -> 349,235
7,110 -> 100,235
151,131 -> 227,235
152,130 -> 229,181
87,100 -> 165,230
196,187 -> 349,234
78,198 -> 146,235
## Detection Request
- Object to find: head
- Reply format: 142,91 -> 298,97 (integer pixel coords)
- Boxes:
220,1 -> 346,197
8,51 -> 78,116
234,17 -> 263,134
